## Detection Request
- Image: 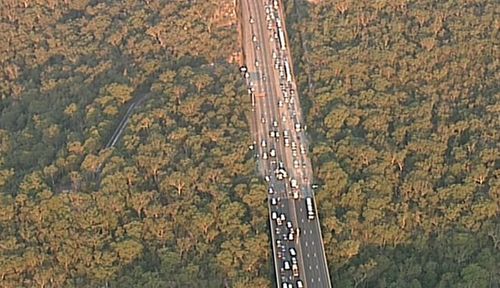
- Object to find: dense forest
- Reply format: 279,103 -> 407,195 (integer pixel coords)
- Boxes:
1,0 -> 498,287
0,0 -> 272,287
283,0 -> 499,287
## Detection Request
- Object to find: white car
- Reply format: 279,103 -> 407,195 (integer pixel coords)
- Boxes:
249,17 -> 255,24
268,187 -> 274,194
300,144 -> 306,154
283,261 -> 291,270
265,175 -> 270,182
270,148 -> 276,157
289,247 -> 297,257
273,120 -> 278,127
261,140 -> 267,147
271,211 -> 278,220
262,152 -> 268,160
252,35 -> 257,42
293,159 -> 300,168
280,213 -> 286,221
286,221 -> 292,229
271,198 -> 278,205
278,100 -> 283,107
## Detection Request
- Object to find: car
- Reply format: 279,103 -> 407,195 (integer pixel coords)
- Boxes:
293,159 -> 300,168
289,247 -> 297,257
261,117 -> 266,123
288,233 -> 294,241
280,213 -> 286,221
286,221 -> 292,229
268,187 -> 274,194
252,35 -> 257,42
271,211 -> 278,220
296,280 -> 304,288
249,17 -> 255,24
270,148 -> 276,157
300,144 -> 306,154
278,161 -> 285,169
250,86 -> 255,92
255,60 -> 259,67
291,257 -> 297,264
283,261 -> 291,270
276,239 -> 282,247
244,72 -> 250,78
295,123 -> 301,132
261,140 -> 267,147
269,131 -> 275,138
263,152 -> 268,159
265,175 -> 270,182
271,197 -> 278,205
292,150 -> 297,157
273,120 -> 278,127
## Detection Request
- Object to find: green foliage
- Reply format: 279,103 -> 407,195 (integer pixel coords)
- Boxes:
0,0 -> 270,287
286,0 -> 499,287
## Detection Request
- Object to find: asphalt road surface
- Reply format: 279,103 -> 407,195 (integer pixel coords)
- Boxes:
240,0 -> 332,287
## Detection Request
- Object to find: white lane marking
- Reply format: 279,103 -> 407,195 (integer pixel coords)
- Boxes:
307,253 -> 310,258
310,229 -> 313,235
316,265 -> 319,269
318,278 -> 321,282
312,241 -> 315,246
301,219 -> 304,223
314,253 -> 317,257
311,278 -> 314,283
309,265 -> 312,270
305,242 -> 308,247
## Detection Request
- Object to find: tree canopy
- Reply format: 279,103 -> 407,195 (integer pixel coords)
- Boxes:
284,0 -> 499,287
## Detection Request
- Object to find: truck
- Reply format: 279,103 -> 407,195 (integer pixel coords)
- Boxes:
292,263 -> 299,277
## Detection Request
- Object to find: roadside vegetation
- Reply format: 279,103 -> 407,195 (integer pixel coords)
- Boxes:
284,0 -> 499,287
0,1 -> 271,287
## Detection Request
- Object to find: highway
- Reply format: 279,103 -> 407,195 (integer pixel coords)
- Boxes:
240,0 -> 332,287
